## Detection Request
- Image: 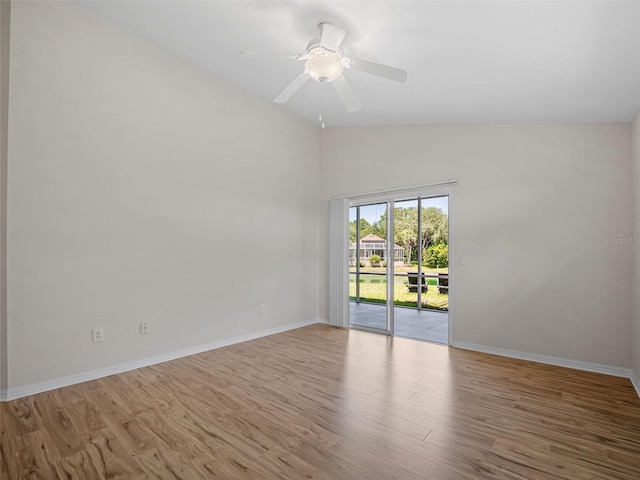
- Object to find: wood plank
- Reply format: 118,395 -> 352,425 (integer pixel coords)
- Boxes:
83,386 -> 159,456
32,391 -> 83,458
1,430 -> 58,479
82,428 -> 147,479
2,396 -> 40,436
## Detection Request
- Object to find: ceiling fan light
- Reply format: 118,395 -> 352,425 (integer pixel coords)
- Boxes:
305,55 -> 344,82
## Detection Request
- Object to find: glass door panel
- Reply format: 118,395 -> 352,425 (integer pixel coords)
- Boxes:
393,195 -> 450,343
393,199 -> 420,309
421,195 -> 449,313
349,202 -> 391,333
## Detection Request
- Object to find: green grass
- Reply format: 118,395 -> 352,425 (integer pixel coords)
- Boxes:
352,277 -> 438,286
349,278 -> 449,311
350,265 -> 449,274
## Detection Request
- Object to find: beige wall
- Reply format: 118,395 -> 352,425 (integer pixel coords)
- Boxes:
633,110 -> 640,381
0,0 -> 10,395
6,1 -> 320,390
320,124 -> 634,368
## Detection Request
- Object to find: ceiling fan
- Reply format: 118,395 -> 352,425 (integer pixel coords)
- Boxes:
240,23 -> 407,113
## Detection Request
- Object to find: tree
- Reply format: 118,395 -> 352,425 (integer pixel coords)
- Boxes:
378,207 -> 416,263
392,207 -> 417,263
367,220 -> 386,239
354,205 -> 448,265
420,207 -> 448,254
380,206 -> 448,264
396,227 -> 416,265
349,218 -> 371,244
425,243 -> 449,268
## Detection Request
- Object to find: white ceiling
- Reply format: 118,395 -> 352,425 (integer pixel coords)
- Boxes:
75,0 -> 640,128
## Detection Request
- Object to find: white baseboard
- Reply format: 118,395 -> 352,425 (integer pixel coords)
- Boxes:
451,341 -> 638,397
1,318 -> 322,402
3,325 -> 636,402
631,371 -> 640,399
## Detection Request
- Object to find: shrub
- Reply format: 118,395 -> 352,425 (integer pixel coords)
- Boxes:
359,260 -> 366,267
424,244 -> 448,268
369,254 -> 381,267
381,260 -> 387,267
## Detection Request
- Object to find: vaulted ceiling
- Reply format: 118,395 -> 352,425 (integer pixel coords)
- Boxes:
76,1 -> 640,128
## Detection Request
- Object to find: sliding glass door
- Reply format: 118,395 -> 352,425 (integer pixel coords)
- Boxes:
348,194 -> 450,344
349,202 -> 393,334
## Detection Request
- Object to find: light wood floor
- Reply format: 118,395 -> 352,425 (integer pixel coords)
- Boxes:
2,324 -> 640,479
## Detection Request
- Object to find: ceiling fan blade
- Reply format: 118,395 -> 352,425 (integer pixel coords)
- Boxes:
348,57 -> 407,83
274,72 -> 310,104
239,51 -> 306,60
332,76 -> 362,113
320,23 -> 347,51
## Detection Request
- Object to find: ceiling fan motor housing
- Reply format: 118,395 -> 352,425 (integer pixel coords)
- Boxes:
305,46 -> 344,83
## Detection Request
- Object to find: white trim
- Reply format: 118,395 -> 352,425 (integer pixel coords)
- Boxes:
331,179 -> 457,200
1,318 -> 322,402
349,186 -> 453,208
451,340 -> 634,378
631,371 -> 640,398
452,341 -> 640,400
445,193 -> 454,347
2,323 -> 636,402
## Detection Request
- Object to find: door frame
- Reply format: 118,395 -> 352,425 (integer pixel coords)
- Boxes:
349,200 -> 395,336
345,185 -> 453,344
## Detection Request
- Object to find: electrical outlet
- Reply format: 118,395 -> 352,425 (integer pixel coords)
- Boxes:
139,321 -> 149,334
92,328 -> 104,343
259,304 -> 265,313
